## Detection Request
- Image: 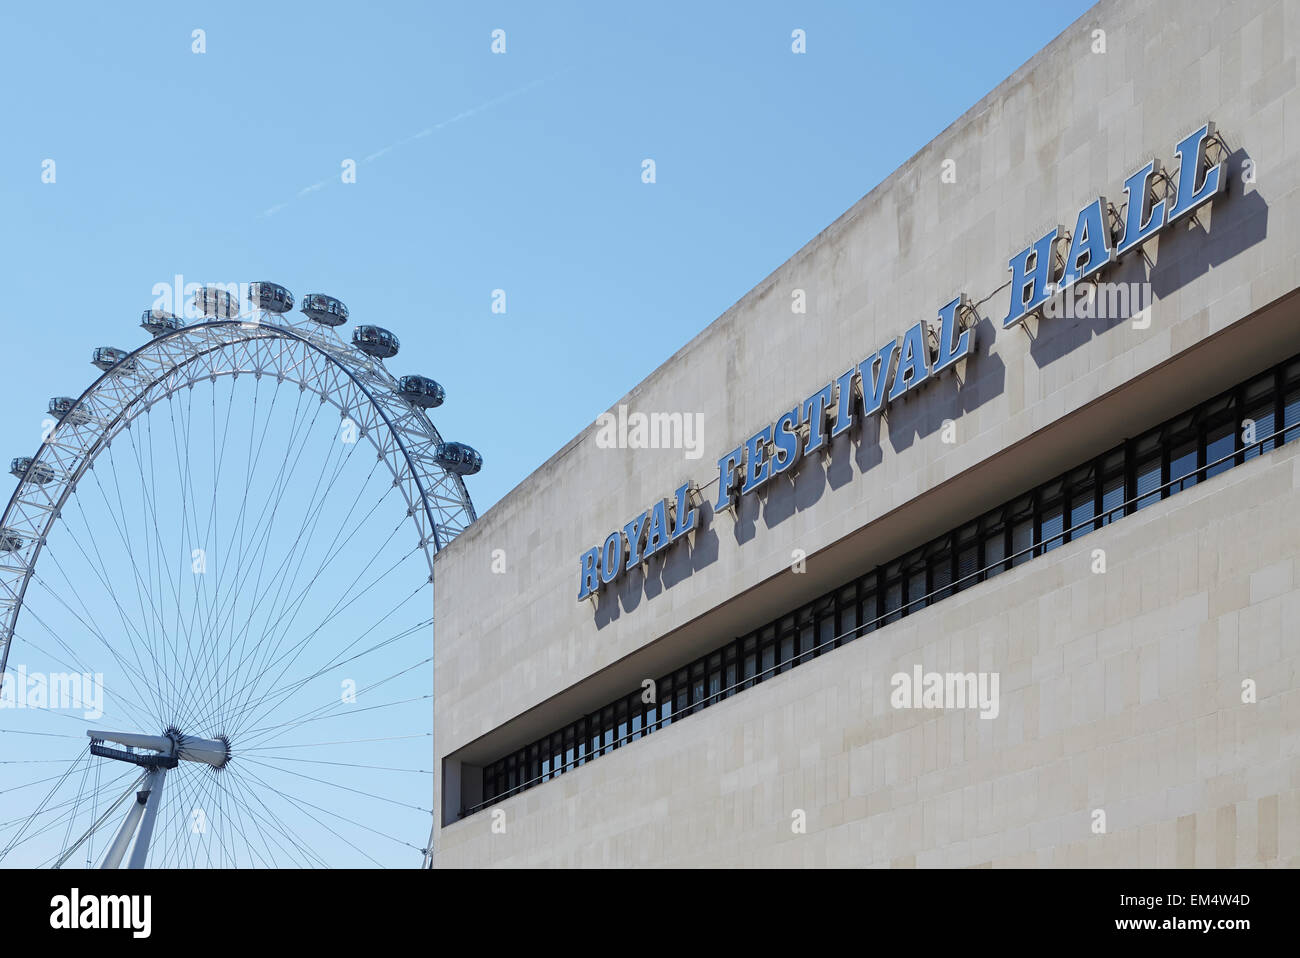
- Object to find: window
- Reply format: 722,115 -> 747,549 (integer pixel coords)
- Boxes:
1205,420 -> 1235,480
1010,498 -> 1034,567
1134,434 -> 1162,510
884,580 -> 902,622
1040,480 -> 1065,552
1170,438 -> 1198,493
860,589 -> 879,635
1068,464 -> 1097,539
838,587 -> 858,645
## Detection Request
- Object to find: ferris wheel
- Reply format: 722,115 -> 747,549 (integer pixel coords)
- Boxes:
0,283 -> 481,868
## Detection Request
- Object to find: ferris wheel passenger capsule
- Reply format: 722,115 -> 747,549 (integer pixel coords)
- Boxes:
396,375 -> 445,409
10,457 -> 55,484
434,441 -> 482,476
0,529 -> 23,552
352,325 -> 399,359
92,347 -> 136,373
141,309 -> 182,337
248,282 -> 294,314
49,396 -> 92,426
195,286 -> 240,320
300,294 -> 349,327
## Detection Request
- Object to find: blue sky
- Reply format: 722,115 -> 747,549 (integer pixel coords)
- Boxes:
0,0 -> 1095,515
0,0 -> 1105,869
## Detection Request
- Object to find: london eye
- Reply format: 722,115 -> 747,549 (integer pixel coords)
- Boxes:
0,282 -> 481,868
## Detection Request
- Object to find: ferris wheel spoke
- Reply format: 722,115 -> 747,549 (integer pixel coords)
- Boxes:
132,412 -> 177,718
177,376 -> 283,720
235,762 -> 401,867
182,385 -> 327,725
203,771 -> 272,868
207,495 -> 410,734
271,755 -> 431,775
167,768 -> 211,868
0,766 -> 141,866
171,375 -> 242,737
217,511 -> 415,737
242,732 -> 430,753
86,447 -> 180,719
188,382 -> 309,642
35,508 -> 177,721
194,377 -> 242,742
162,387 -> 216,733
175,769 -> 226,869
22,578 -> 165,732
0,745 -> 89,862
193,398 -> 355,734
219,433 -> 370,691
59,729 -> 96,855
224,551 -> 424,740
137,396 -> 238,730
26,769 -> 144,868
239,693 -> 431,752
190,431 -> 360,737
223,767 -> 328,868
28,555 -> 171,727
57,495 -> 177,724
113,429 -> 198,722
216,617 -> 429,745
227,768 -> 311,868
224,617 -> 430,734
234,468 -> 397,670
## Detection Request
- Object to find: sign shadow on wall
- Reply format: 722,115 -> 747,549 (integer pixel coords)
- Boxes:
1026,148 -> 1267,369
591,312 -> 1003,627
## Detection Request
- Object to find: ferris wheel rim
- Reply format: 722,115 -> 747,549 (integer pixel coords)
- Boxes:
0,316 -> 476,685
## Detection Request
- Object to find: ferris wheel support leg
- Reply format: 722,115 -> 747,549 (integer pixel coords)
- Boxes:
126,768 -> 166,869
101,783 -> 151,869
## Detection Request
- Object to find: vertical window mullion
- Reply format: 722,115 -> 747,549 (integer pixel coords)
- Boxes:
1160,431 -> 1171,500
1124,438 -> 1135,517
1197,412 -> 1207,481
1234,385 -> 1246,466
1278,366 -> 1287,448
1094,455 -> 1103,531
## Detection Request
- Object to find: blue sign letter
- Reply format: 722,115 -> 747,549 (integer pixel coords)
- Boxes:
859,339 -> 899,418
599,531 -> 624,585
932,294 -> 975,377
713,446 -> 745,514
888,321 -> 932,402
578,546 -> 600,601
800,384 -> 835,455
1059,197 -> 1113,290
1003,225 -> 1065,328
1168,122 -> 1225,224
670,482 -> 699,542
1115,159 -> 1167,258
741,424 -> 774,494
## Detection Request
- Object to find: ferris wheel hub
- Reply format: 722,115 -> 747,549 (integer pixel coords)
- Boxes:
87,727 -> 232,770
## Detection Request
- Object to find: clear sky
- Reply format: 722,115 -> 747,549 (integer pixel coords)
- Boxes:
0,0 -> 1108,869
0,0 -> 1097,515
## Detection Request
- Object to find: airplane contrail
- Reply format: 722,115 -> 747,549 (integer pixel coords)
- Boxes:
259,71 -> 567,218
